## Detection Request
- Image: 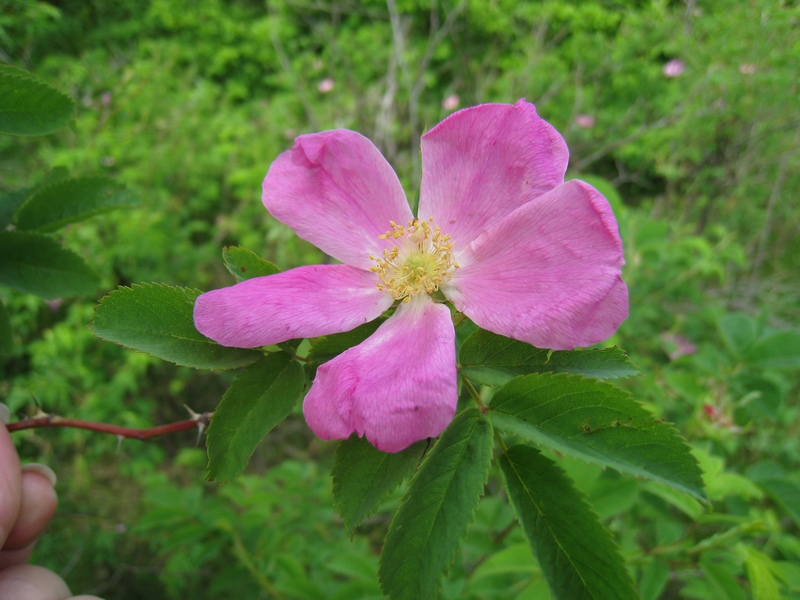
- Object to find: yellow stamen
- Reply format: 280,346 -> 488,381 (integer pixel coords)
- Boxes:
369,217 -> 459,301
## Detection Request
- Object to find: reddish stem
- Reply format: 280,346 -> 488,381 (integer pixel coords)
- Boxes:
6,413 -> 212,441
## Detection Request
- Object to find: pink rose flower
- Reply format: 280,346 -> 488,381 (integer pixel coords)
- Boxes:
194,100 -> 628,452
663,59 -> 685,78
317,78 -> 334,93
442,94 -> 460,111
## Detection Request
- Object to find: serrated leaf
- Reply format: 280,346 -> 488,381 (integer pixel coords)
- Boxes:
0,66 -> 75,135
332,436 -> 426,534
15,177 -> 138,232
0,168 -> 70,229
0,300 -> 12,355
308,318 -> 386,363
222,246 -> 280,282
379,408 -> 493,600
0,231 -> 98,297
206,353 -> 305,482
459,329 -> 638,386
489,372 -> 707,503
89,283 -> 261,368
499,445 -> 639,600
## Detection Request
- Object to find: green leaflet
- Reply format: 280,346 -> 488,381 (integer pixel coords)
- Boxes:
0,231 -> 99,298
499,445 -> 639,600
489,372 -> 707,503
222,246 -> 280,282
718,312 -> 758,358
15,176 -> 138,232
757,478 -> 800,527
459,328 -> 638,386
206,353 -> 306,483
89,283 -> 261,369
379,408 -> 493,600
0,65 -> 75,135
699,557 -> 747,600
332,436 -> 426,535
0,187 -> 30,229
740,545 -> 782,600
308,318 -> 386,364
747,330 -> 800,369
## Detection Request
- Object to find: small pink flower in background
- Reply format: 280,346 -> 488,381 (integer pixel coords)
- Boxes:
100,91 -> 113,106
441,94 -> 460,111
194,99 -> 628,452
663,59 -> 685,78
739,63 -> 757,75
661,332 -> 697,360
317,78 -> 335,93
575,114 -> 595,129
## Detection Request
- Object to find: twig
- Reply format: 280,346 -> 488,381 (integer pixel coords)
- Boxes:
7,410 -> 213,441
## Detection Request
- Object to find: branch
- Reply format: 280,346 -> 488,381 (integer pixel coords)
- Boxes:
7,408 -> 213,442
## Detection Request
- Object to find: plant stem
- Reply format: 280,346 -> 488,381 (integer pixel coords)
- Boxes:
6,411 -> 213,441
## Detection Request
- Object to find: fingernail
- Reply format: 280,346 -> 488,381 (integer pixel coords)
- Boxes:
0,403 -> 9,425
22,463 -> 57,487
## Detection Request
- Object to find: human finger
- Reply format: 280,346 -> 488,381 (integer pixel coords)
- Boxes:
0,464 -> 58,568
0,406 -> 22,549
0,564 -> 71,600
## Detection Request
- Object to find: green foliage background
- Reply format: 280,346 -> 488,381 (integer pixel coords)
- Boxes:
1,0 -> 799,598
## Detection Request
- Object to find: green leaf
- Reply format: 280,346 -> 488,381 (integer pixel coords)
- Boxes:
0,231 -> 98,297
699,557 -> 747,600
500,445 -> 639,600
459,329 -> 638,386
718,313 -> 757,357
332,436 -> 426,534
222,246 -> 280,282
379,408 -> 493,600
0,300 -> 12,355
747,330 -> 800,369
639,560 -> 670,600
641,482 -> 704,520
470,543 -> 537,581
308,318 -> 385,363
740,545 -> 782,600
206,353 -> 305,482
757,478 -> 800,527
0,66 -> 75,135
15,177 -> 138,232
0,187 -> 30,229
89,283 -> 261,369
0,168 -> 70,228
489,372 -> 707,503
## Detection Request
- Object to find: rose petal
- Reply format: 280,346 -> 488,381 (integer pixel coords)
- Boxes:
418,99 -> 569,251
194,265 -> 393,348
444,179 -> 628,350
263,130 -> 414,270
303,298 -> 457,453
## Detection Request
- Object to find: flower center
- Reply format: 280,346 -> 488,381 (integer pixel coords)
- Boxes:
370,217 -> 459,302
